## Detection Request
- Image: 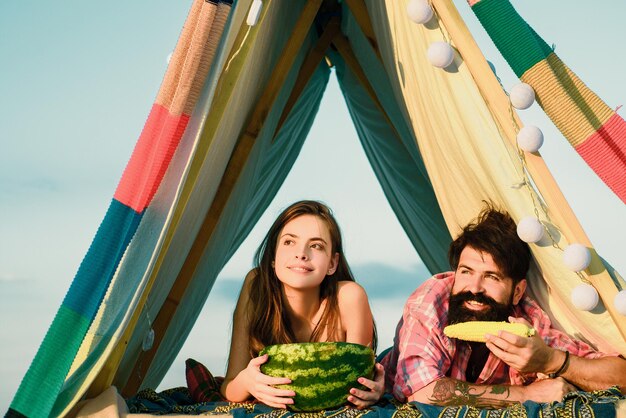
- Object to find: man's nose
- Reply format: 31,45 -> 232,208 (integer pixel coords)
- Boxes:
466,275 -> 484,293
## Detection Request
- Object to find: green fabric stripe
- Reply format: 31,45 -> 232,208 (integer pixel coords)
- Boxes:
472,0 -> 552,77
5,409 -> 27,418
9,307 -> 90,418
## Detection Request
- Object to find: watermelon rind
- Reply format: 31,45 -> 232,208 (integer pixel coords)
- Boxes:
259,342 -> 375,412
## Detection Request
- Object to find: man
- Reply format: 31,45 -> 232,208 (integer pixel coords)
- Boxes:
381,206 -> 626,407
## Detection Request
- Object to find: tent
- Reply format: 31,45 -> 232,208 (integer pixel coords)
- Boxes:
6,0 -> 626,416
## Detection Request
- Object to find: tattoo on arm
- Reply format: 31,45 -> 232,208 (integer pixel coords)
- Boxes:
428,379 -> 515,408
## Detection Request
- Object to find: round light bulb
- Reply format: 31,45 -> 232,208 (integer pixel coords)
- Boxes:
614,290 -> 626,315
407,0 -> 433,24
571,284 -> 599,311
562,244 -> 591,272
510,83 -> 535,109
517,125 -> 544,152
427,42 -> 454,68
516,216 -> 544,243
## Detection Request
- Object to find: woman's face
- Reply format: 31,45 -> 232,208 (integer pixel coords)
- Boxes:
273,214 -> 339,292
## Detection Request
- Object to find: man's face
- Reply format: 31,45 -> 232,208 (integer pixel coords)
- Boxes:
448,246 -> 526,325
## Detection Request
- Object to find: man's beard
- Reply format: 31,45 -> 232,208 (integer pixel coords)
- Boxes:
448,291 -> 513,325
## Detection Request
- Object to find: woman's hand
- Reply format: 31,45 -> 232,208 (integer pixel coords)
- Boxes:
240,354 -> 296,408
347,363 -> 385,409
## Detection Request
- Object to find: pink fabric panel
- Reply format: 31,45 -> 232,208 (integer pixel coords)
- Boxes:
114,103 -> 190,212
576,113 -> 626,204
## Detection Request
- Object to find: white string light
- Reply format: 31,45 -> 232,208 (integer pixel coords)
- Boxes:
571,283 -> 599,311
407,0 -> 433,24
510,82 -> 535,109
505,80 -> 608,312
516,216 -> 545,243
562,243 -> 592,272
427,41 -> 454,68
517,125 -> 544,152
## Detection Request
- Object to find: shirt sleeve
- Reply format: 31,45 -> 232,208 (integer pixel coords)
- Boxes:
544,326 -> 614,359
520,298 -> 614,359
390,277 -> 454,401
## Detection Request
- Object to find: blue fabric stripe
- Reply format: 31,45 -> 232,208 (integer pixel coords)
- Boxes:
63,198 -> 143,318
7,198 -> 143,417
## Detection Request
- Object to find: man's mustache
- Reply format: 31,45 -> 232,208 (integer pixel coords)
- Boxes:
451,291 -> 499,306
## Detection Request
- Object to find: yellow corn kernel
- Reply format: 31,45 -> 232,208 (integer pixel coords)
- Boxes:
443,321 -> 535,342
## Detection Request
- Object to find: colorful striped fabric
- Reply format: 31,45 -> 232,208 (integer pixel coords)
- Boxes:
470,0 -> 626,204
6,1 -> 232,417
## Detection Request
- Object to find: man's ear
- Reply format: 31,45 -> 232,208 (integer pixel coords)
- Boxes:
328,253 -> 339,275
512,279 -> 527,305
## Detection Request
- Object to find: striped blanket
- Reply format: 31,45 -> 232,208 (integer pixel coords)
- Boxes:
126,386 -> 623,418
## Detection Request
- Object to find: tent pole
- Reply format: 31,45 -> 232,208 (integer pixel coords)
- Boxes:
273,16 -> 341,138
343,0 -> 382,62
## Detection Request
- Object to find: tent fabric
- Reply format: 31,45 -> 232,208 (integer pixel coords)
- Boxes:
458,0 -> 626,345
7,1 -> 626,417
115,2 -> 334,396
334,9 -> 452,273
367,0 -> 626,354
470,0 -> 626,204
7,1 -> 234,417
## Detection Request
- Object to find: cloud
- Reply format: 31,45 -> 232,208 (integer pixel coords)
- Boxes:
0,177 -> 61,198
353,262 -> 431,299
0,272 -> 20,282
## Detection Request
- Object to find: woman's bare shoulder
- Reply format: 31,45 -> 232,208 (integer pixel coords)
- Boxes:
337,281 -> 368,302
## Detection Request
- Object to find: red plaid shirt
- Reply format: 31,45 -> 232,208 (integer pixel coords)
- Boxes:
381,272 -> 608,402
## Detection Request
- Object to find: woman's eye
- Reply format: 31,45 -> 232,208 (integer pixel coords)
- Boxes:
311,243 -> 324,250
283,239 -> 293,245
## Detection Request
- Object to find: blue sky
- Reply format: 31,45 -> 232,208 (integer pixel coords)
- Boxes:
1,0 -> 625,408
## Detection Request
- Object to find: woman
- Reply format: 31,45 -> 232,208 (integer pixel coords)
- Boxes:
220,200 -> 384,409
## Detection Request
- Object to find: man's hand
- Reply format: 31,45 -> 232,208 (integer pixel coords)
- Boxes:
484,317 -> 560,374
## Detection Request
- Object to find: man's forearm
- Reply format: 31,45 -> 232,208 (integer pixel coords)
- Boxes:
409,378 -> 522,408
559,355 -> 626,393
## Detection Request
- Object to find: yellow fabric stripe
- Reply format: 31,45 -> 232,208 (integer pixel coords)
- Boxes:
155,0 -> 205,114
521,53 -> 614,147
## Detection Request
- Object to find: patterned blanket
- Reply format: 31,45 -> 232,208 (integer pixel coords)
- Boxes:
126,386 -> 623,418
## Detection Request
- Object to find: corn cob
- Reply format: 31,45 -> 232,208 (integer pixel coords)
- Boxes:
443,321 -> 535,342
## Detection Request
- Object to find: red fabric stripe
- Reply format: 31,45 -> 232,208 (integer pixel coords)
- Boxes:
575,113 -> 626,204
114,103 -> 190,212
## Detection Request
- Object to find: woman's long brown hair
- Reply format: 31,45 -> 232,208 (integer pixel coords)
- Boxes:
246,200 -> 376,356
